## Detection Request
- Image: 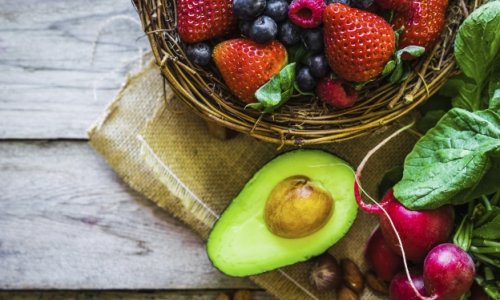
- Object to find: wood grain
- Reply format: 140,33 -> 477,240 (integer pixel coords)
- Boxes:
0,0 -> 150,139
0,141 -> 259,290
0,290 -> 276,300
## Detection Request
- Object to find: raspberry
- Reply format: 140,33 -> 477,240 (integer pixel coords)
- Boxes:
288,0 -> 326,28
316,77 -> 359,109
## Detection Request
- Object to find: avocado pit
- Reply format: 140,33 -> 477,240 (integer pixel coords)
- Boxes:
264,175 -> 334,238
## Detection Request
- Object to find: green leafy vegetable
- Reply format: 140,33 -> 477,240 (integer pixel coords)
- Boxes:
417,110 -> 447,134
473,219 -> 500,240
376,166 -> 404,200
247,63 -> 296,113
441,1 -> 500,111
393,107 -> 500,209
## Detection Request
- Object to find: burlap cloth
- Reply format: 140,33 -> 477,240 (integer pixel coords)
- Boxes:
87,57 -> 419,300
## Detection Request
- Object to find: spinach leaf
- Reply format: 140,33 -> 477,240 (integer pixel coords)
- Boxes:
393,108 -> 500,210
449,1 -> 500,111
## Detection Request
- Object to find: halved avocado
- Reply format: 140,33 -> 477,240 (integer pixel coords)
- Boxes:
207,149 -> 358,277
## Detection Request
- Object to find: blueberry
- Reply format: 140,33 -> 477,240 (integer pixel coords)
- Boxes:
296,66 -> 318,91
239,19 -> 255,36
250,16 -> 278,44
301,27 -> 324,53
185,42 -> 213,66
263,0 -> 289,22
277,19 -> 302,46
232,0 -> 267,20
325,0 -> 351,5
307,54 -> 330,78
351,0 -> 373,8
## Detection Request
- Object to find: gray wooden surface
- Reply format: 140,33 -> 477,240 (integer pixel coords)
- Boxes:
0,0 -> 273,298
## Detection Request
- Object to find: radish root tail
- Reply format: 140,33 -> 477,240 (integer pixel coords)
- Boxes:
355,116 -> 429,300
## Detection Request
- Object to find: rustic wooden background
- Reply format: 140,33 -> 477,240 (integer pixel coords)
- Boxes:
0,0 -> 274,298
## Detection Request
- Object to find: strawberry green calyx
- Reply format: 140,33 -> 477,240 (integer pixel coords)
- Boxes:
213,38 -> 288,104
389,46 -> 425,83
347,28 -> 425,89
246,63 -> 296,113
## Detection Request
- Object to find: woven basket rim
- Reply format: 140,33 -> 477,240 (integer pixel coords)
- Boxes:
134,0 -> 478,146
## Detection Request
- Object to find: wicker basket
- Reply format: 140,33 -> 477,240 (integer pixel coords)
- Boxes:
134,0 -> 477,146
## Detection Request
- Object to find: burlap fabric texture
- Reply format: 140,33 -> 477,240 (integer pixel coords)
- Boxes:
88,57 -> 420,300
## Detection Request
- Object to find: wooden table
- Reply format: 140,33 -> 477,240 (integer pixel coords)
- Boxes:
0,1 -> 274,298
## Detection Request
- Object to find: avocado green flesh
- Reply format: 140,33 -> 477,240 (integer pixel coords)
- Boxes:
207,149 -> 358,277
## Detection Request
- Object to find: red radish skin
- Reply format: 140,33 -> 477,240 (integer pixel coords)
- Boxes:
354,121 -> 455,263
355,186 -> 455,262
389,267 -> 427,300
423,243 -> 475,300
364,226 -> 405,282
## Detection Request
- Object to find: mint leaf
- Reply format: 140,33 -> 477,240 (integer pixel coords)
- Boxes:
252,63 -> 296,113
393,108 -> 500,209
452,1 -> 500,111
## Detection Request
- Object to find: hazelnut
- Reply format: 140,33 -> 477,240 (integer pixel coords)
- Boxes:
234,289 -> 253,300
264,175 -> 334,238
310,253 -> 343,291
337,285 -> 359,300
341,258 -> 364,293
216,293 -> 231,300
365,271 -> 389,294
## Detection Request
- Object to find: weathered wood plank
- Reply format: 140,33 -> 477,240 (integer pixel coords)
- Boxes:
0,290 -> 277,300
0,0 -> 151,139
0,141 -> 261,290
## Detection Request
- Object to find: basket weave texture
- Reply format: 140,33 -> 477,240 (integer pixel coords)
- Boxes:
134,0 -> 476,146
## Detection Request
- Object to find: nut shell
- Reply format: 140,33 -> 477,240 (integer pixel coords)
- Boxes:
216,293 -> 231,300
337,285 -> 359,300
309,253 -> 343,291
341,258 -> 364,293
365,271 -> 389,294
234,289 -> 253,300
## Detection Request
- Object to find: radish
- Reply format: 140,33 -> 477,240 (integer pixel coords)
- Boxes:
354,123 -> 455,262
364,225 -> 404,282
389,267 -> 427,300
356,122 -> 475,300
423,243 -> 475,300
356,187 -> 455,262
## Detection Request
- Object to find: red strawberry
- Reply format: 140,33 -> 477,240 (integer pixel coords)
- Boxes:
375,0 -> 412,12
392,0 -> 448,60
177,0 -> 239,43
213,38 -> 288,103
316,76 -> 359,108
323,4 -> 395,83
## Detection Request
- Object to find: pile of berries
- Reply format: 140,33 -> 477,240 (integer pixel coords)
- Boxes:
178,0 -> 448,108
